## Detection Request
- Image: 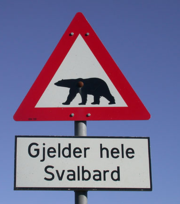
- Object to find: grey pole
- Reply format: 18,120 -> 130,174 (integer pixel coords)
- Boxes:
75,121 -> 87,136
74,121 -> 88,204
75,191 -> 87,204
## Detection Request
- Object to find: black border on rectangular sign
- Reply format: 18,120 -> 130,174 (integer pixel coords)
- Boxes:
14,136 -> 152,191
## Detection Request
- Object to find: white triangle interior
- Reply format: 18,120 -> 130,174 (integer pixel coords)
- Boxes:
35,34 -> 127,108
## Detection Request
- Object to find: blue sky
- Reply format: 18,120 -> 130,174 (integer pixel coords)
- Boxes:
1,0 -> 180,203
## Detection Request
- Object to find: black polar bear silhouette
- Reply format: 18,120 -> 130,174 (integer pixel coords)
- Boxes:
54,78 -> 115,105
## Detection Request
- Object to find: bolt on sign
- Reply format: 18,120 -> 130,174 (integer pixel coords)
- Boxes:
13,12 -> 150,121
14,136 -> 152,191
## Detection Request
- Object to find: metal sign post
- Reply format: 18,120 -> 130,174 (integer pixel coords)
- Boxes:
74,121 -> 88,204
13,12 -> 151,204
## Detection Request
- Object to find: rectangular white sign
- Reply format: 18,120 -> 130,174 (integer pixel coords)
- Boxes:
14,136 -> 152,190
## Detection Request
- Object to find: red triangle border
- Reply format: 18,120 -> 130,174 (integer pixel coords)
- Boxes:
14,12 -> 150,121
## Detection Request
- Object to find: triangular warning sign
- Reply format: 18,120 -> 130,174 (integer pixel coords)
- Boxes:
14,12 -> 150,121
